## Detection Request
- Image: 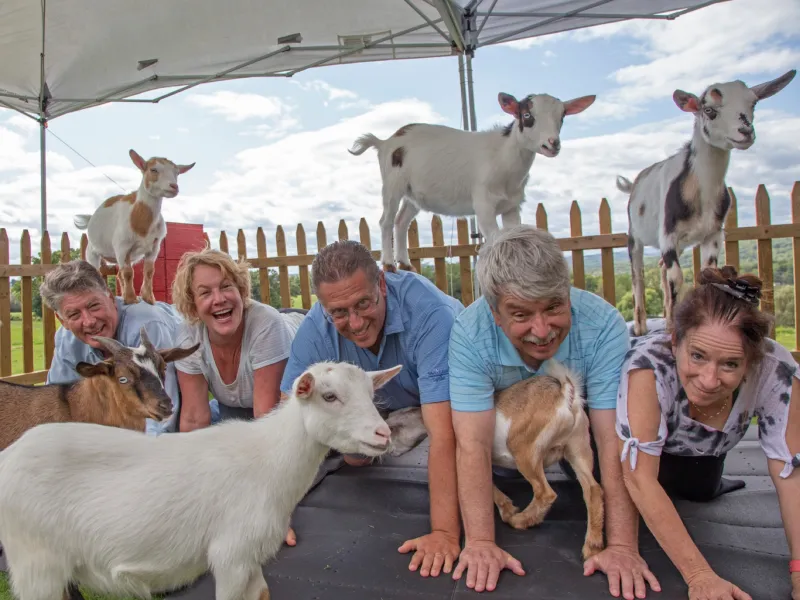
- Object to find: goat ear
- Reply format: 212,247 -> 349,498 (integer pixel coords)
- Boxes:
177,162 -> 196,174
673,90 -> 699,113
76,360 -> 113,378
129,149 -> 146,171
750,69 -> 796,101
159,342 -> 200,363
563,95 -> 596,116
369,364 -> 403,391
295,372 -> 315,399
498,93 -> 519,116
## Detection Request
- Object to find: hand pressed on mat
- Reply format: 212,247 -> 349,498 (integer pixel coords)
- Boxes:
451,540 -> 525,592
686,570 -> 752,600
398,530 -> 461,577
583,545 -> 661,600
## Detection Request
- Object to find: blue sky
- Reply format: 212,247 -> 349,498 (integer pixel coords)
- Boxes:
1,0 -> 799,266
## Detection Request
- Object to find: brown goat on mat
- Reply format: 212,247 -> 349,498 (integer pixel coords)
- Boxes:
384,360 -> 604,560
0,327 -> 199,451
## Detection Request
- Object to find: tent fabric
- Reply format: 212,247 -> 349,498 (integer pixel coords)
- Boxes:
0,0 -> 726,120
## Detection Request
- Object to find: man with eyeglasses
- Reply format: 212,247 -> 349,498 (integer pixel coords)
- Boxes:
279,239 -> 464,581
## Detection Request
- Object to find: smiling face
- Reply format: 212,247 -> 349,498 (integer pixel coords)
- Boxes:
57,289 -> 119,351
190,263 -> 245,341
316,268 -> 387,352
673,322 -> 748,407
491,292 -> 572,369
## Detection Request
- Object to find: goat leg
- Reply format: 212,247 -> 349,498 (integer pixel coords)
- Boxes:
140,260 -> 156,305
661,248 -> 682,330
492,484 -> 521,523
64,583 -> 86,600
380,183 -> 403,272
120,263 -> 138,304
564,428 -> 605,560
628,234 -> 648,336
393,198 -> 420,272
508,457 -> 557,530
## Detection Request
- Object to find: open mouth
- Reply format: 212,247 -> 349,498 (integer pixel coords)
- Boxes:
349,325 -> 370,342
523,334 -> 557,351
212,308 -> 234,323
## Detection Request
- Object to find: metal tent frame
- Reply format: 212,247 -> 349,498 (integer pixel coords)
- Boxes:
0,0 -> 727,250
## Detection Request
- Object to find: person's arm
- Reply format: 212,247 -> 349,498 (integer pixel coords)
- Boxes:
621,369 -> 750,600
396,307 -> 461,577
249,308 -> 293,418
582,309 -> 661,600
252,359 -> 288,418
45,330 -> 82,385
177,370 -> 212,432
447,318 -> 524,592
766,377 -> 800,599
279,314 -> 327,399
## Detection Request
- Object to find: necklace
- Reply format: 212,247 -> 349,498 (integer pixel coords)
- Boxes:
689,396 -> 730,420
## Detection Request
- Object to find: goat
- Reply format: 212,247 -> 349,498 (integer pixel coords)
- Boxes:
385,362 -> 604,560
0,326 -> 199,451
0,361 -> 401,600
616,69 -> 796,336
348,91 -> 596,272
491,361 -> 604,561
73,149 -> 195,305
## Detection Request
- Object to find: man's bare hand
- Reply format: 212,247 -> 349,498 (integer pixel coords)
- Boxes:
452,540 -> 525,592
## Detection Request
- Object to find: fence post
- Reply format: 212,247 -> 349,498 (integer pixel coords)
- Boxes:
41,232 -> 56,369
256,227 -> 269,305
20,230 -> 33,373
755,184 -> 774,335
724,188 -> 740,272
0,229 -> 11,377
457,218 -> 474,306
570,201 -> 586,290
276,226 -> 290,308
599,199 -> 616,305
297,224 -> 312,309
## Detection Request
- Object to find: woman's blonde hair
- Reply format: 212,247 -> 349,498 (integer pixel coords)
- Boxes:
171,246 -> 252,324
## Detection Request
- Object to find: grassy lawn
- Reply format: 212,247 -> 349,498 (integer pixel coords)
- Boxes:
5,313 -> 57,374
0,574 -> 156,600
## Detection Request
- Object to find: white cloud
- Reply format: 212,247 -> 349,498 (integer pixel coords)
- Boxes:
185,91 -> 292,122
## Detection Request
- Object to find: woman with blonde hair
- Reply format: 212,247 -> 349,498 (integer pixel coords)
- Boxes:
616,266 -> 799,600
171,247 -> 302,428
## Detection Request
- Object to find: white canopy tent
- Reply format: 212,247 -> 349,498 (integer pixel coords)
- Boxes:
0,0 -> 727,233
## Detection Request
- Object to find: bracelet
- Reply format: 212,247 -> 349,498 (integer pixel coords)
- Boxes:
790,559 -> 800,573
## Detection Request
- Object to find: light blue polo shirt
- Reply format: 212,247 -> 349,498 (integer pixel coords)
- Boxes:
280,270 -> 464,409
448,287 -> 630,412
46,296 -> 190,435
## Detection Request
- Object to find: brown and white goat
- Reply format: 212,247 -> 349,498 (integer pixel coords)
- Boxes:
490,361 -> 604,560
616,69 -> 796,335
0,327 -> 199,451
73,149 -> 195,305
385,361 -> 604,560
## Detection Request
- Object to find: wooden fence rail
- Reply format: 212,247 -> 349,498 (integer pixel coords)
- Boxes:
2,181 -> 800,384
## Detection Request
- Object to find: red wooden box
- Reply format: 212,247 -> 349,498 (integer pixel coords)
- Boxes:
131,222 -> 205,303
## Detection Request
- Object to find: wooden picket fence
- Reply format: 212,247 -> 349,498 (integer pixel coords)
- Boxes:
2,181 -> 800,385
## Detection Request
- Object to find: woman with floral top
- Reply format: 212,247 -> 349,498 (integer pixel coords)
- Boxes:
616,266 -> 799,600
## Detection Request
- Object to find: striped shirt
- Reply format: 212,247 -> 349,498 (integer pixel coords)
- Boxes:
279,270 -> 464,410
448,287 -> 630,412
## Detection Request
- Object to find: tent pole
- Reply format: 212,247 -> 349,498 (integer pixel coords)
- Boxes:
40,119 -> 47,234
462,50 -> 481,297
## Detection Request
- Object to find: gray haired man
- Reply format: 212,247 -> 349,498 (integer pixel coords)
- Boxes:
41,259 -> 187,434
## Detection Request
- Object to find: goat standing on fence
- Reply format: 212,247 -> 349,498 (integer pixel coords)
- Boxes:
73,149 -> 195,305
0,326 -> 199,451
348,91 -> 595,272
616,69 -> 796,336
0,362 -> 400,600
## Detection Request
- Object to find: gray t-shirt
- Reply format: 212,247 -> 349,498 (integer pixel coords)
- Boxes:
174,301 -> 294,409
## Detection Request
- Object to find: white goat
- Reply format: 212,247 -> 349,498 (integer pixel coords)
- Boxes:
616,69 -> 796,336
73,149 -> 195,305
0,361 -> 400,600
348,91 -> 596,271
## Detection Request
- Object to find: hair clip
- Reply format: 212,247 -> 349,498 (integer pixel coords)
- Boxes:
709,278 -> 761,305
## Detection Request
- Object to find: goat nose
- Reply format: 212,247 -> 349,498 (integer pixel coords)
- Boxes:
374,423 -> 391,444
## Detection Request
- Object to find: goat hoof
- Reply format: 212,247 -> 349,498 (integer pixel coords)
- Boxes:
498,505 -> 520,523
140,293 -> 156,305
123,296 -> 140,305
397,262 -> 416,273
509,512 -> 535,530
382,263 -> 397,273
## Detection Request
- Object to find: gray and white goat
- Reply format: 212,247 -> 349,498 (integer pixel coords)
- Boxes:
616,69 -> 796,335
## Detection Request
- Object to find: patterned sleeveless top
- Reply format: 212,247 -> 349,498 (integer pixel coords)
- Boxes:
615,332 -> 799,479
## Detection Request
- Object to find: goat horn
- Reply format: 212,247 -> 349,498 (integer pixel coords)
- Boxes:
139,326 -> 156,350
92,335 -> 125,355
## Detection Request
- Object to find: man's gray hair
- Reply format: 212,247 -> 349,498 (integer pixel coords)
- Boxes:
477,224 -> 570,310
311,240 -> 380,293
40,260 -> 110,315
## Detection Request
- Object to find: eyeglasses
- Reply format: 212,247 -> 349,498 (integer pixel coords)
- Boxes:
323,291 -> 381,324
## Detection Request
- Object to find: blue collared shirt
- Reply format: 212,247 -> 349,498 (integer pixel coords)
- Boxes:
448,287 -> 630,412
46,296 -> 185,435
279,270 -> 464,409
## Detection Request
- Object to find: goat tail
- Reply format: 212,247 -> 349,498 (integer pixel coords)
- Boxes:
615,176 -> 633,194
73,214 -> 92,230
348,133 -> 383,156
543,360 -> 585,410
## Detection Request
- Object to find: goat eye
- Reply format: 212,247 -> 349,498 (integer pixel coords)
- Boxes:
118,376 -> 129,384
703,107 -> 717,119
322,392 -> 338,403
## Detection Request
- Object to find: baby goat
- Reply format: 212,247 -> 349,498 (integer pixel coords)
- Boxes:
0,326 -> 198,451
386,362 -> 603,560
0,362 -> 399,600
349,91 -> 595,271
616,69 -> 796,335
74,149 -> 195,305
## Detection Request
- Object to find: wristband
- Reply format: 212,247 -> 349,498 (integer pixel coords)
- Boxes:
790,559 -> 800,573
